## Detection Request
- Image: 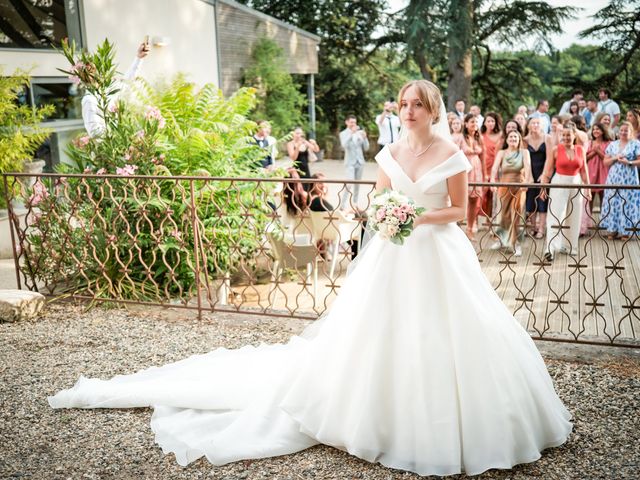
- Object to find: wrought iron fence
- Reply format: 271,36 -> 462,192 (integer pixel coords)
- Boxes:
2,172 -> 639,348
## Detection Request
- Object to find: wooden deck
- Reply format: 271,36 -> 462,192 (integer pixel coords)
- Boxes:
224,232 -> 640,347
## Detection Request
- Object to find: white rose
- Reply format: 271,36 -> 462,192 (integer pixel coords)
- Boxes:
387,224 -> 399,237
377,223 -> 389,239
386,216 -> 400,226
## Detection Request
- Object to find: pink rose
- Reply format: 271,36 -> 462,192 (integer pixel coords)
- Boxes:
376,207 -> 386,222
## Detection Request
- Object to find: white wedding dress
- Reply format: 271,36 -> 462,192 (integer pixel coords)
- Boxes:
49,145 -> 572,477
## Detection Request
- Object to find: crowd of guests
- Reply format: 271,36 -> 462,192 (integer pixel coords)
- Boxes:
253,88 -> 640,263
447,91 -> 640,260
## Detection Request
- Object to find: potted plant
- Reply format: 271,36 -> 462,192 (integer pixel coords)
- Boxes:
0,69 -> 53,209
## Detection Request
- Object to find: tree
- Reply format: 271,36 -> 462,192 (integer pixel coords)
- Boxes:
236,0 -> 391,143
579,0 -> 640,105
397,0 -> 577,109
242,38 -> 306,137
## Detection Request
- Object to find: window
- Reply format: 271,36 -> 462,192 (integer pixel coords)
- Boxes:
0,0 -> 82,49
30,79 -> 83,121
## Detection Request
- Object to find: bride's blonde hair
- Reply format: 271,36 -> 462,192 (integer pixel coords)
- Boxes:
397,80 -> 442,124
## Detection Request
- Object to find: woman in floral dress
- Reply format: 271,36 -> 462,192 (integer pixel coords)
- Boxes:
601,122 -> 640,240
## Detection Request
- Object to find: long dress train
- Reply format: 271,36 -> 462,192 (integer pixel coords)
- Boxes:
49,146 -> 572,477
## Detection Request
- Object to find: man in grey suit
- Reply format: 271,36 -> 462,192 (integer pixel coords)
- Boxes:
339,115 -> 369,209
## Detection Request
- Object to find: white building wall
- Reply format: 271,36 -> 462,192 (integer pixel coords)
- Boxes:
1,0 -> 219,87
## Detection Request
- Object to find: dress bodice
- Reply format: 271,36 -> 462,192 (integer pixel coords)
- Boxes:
374,146 -> 472,210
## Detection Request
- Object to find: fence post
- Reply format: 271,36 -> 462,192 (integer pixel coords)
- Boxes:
2,174 -> 22,290
189,179 -> 203,320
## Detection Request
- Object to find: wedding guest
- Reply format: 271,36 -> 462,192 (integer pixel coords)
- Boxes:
339,115 -> 369,209
489,130 -> 533,256
584,99 -> 598,128
253,120 -> 277,169
570,116 -> 589,146
447,111 -> 457,132
581,123 -> 612,235
503,119 -> 524,148
376,101 -> 401,151
454,99 -> 466,119
568,102 -> 581,117
82,41 -> 150,137
598,88 -> 621,128
276,168 -> 313,243
626,109 -> 640,140
548,115 -> 564,152
470,105 -> 484,129
578,99 -> 587,116
529,99 -> 551,133
450,117 -> 463,139
514,113 -> 527,134
309,173 -> 334,212
540,122 -> 591,261
287,127 -> 320,179
524,117 -> 551,238
593,112 -> 614,138
480,112 -> 503,222
454,113 -> 485,239
600,122 -> 640,240
517,105 -> 529,119
559,89 -> 584,115
309,172 -> 335,259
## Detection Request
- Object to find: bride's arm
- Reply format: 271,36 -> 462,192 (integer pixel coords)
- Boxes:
414,172 -> 467,226
375,167 -> 392,192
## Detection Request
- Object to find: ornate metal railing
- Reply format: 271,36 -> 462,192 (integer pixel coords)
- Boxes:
3,172 -> 639,348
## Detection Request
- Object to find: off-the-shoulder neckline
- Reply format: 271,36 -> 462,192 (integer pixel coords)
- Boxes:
381,145 -> 464,184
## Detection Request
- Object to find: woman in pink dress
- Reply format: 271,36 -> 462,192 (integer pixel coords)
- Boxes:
581,122 -> 612,234
481,112 -> 503,223
455,113 -> 486,239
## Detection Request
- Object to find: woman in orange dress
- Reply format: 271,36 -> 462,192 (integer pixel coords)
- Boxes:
480,112 -> 503,223
455,113 -> 486,239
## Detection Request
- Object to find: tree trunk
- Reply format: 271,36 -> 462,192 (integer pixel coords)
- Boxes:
446,0 -> 474,111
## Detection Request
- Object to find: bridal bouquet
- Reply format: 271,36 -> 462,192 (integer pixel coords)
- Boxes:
367,190 -> 425,245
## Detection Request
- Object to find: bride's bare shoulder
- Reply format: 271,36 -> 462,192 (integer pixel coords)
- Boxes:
431,136 -> 460,161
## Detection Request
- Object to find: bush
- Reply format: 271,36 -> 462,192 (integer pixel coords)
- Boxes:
22,39 -> 281,302
0,69 -> 53,208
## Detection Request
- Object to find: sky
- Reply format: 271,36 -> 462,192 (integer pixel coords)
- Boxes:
386,0 -> 608,51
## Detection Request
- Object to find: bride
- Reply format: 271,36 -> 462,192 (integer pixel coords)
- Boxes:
49,80 -> 572,477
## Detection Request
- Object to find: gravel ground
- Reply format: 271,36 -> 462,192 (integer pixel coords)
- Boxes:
1,303 -> 639,480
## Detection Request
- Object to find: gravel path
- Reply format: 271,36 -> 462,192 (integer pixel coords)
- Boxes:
1,304 -> 639,480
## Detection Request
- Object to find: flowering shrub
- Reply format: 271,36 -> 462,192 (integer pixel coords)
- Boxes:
22,39 -> 279,302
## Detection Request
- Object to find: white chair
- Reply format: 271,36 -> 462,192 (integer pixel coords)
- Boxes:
265,229 -> 318,305
308,210 -> 362,280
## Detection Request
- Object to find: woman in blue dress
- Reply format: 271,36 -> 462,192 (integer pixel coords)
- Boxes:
601,121 -> 640,240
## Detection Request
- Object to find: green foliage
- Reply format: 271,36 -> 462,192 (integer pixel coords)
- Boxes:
237,0 -> 392,139
0,69 -> 53,207
24,39 -> 277,302
242,38 -> 306,137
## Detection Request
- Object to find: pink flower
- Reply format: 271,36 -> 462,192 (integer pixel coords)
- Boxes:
375,207 -> 386,222
135,130 -> 145,139
124,152 -> 131,161
83,166 -> 92,173
108,103 -> 118,113
397,212 -> 407,223
28,179 -> 49,206
116,164 -> 138,176
69,75 -> 81,85
96,168 -> 106,175
145,106 -> 166,128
